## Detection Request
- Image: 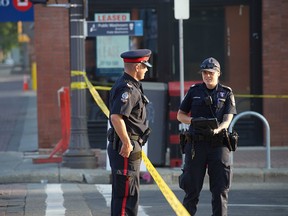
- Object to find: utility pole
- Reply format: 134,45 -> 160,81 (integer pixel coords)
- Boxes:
62,0 -> 97,168
174,0 -> 190,167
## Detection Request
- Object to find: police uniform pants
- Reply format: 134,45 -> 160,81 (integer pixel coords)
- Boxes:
108,140 -> 142,216
179,141 -> 231,216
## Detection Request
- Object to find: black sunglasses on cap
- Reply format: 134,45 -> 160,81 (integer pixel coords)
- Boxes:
200,62 -> 219,69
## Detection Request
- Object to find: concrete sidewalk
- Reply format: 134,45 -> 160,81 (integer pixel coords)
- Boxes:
0,67 -> 288,185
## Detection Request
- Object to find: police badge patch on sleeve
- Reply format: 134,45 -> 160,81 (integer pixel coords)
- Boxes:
230,95 -> 236,106
121,92 -> 129,103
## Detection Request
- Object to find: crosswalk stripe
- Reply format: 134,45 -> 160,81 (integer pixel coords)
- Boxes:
95,184 -> 111,207
95,184 -> 149,216
45,184 -> 66,216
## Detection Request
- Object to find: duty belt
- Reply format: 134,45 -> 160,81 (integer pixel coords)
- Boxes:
192,135 -> 211,142
129,134 -> 143,144
128,128 -> 151,146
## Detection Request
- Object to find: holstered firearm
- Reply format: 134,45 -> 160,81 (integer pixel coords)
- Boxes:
107,128 -> 114,142
129,127 -> 151,146
223,129 -> 233,151
139,127 -> 151,146
223,129 -> 239,151
113,131 -> 120,151
179,130 -> 191,154
179,131 -> 186,154
107,128 -> 120,151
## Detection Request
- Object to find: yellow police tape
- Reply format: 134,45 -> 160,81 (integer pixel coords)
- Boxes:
70,70 -> 190,216
141,152 -> 190,216
71,71 -> 109,118
235,94 -> 288,98
71,81 -> 87,89
71,77 -> 288,100
94,86 -> 112,91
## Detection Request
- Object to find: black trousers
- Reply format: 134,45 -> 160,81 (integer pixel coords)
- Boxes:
108,140 -> 142,216
179,141 -> 231,216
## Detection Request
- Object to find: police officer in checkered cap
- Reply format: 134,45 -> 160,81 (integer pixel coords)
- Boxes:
107,49 -> 152,216
177,57 -> 237,216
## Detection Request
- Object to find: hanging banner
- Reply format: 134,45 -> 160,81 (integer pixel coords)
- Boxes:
0,0 -> 34,22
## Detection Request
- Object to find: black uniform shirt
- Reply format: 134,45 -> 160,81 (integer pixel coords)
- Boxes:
109,73 -> 148,135
179,83 -> 237,132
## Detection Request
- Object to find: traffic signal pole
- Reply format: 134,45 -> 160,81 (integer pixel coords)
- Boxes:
62,0 -> 97,168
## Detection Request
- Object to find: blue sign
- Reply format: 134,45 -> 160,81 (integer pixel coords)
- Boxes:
86,20 -> 143,37
0,0 -> 34,22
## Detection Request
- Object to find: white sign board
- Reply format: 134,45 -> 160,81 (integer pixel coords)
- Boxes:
96,36 -> 128,69
174,0 -> 190,20
95,13 -> 130,71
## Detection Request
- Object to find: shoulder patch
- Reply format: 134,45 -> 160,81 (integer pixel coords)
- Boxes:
121,92 -> 129,103
230,94 -> 236,107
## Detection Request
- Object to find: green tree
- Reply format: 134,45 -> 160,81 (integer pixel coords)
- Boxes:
0,22 -> 18,58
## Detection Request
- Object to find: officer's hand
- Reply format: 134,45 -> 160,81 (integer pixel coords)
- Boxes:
213,128 -> 222,135
119,143 -> 134,158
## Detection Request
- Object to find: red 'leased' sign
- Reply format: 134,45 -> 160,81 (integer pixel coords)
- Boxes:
96,14 -> 128,22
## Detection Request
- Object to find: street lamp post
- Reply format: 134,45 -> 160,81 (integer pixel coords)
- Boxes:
62,0 -> 97,168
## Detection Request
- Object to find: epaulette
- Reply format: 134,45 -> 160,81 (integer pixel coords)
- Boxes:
221,84 -> 232,91
119,80 -> 133,89
126,82 -> 133,88
190,83 -> 202,88
116,81 -> 133,93
121,82 -> 134,93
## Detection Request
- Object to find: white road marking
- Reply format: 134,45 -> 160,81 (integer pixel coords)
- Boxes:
41,184 -> 288,215
45,184 -> 66,216
95,184 -> 111,207
95,184 -> 149,216
229,204 -> 288,208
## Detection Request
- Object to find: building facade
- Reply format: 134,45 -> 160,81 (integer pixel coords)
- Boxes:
33,0 -> 288,160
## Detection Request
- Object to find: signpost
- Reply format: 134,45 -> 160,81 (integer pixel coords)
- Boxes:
86,20 -> 143,37
174,0 -> 189,102
174,0 -> 189,166
0,0 -> 34,22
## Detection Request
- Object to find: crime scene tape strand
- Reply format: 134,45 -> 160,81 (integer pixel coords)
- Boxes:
71,71 -> 109,118
142,151 -> 190,216
235,94 -> 288,98
71,70 -> 190,216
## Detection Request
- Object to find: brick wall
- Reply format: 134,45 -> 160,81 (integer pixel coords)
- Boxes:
34,5 -> 70,148
262,0 -> 288,146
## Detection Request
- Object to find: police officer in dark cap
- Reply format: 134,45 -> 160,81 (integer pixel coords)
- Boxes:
177,57 -> 237,216
107,49 -> 152,216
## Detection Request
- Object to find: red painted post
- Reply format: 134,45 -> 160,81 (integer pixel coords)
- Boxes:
33,87 -> 71,163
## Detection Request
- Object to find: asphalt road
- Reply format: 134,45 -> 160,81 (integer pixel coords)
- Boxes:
1,183 -> 287,216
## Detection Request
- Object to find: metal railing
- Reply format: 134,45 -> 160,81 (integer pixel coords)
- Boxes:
229,111 -> 271,169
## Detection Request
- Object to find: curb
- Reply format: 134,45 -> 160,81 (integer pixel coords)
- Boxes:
1,167 -> 287,185
0,152 -> 287,185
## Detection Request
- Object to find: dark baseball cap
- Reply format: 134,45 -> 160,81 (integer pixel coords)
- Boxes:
199,57 -> 220,73
120,49 -> 152,67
